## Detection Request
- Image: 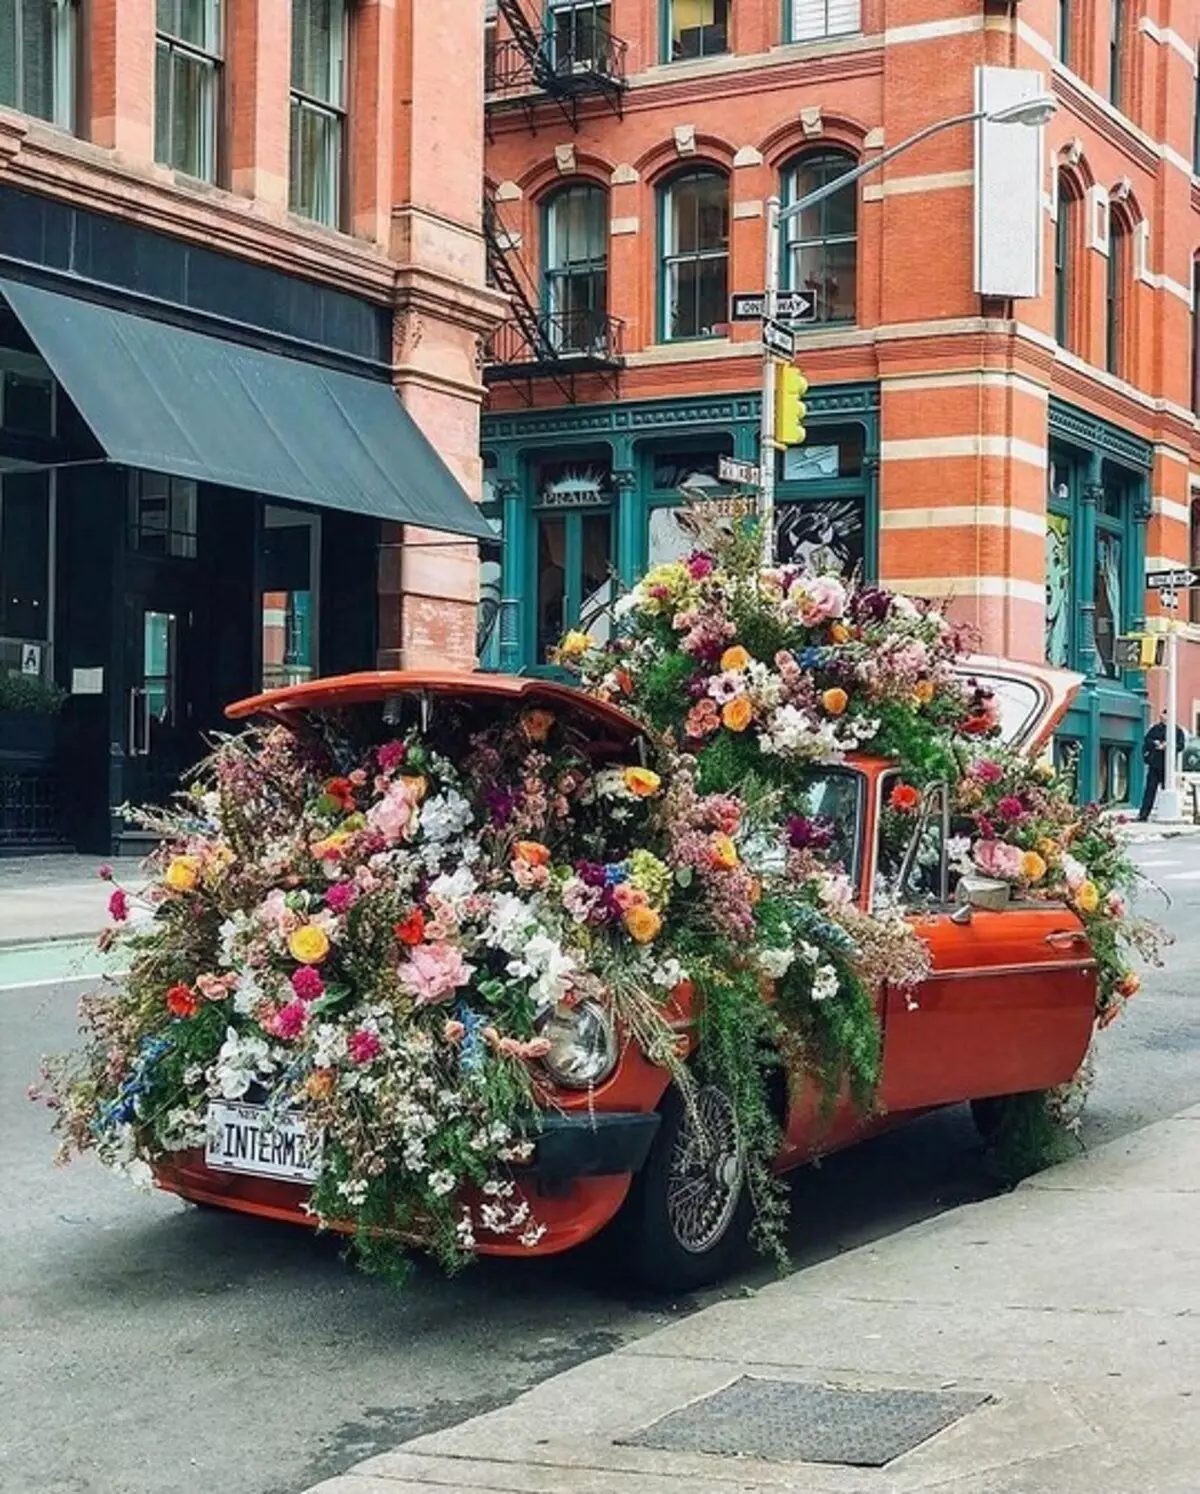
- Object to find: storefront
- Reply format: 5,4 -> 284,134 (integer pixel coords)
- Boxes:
1044,398 -> 1151,807
480,384 -> 879,673
0,187 -> 491,855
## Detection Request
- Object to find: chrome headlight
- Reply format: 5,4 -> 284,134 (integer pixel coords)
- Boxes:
538,1000 -> 618,1089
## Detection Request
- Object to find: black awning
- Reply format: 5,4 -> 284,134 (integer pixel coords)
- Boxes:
0,278 -> 494,542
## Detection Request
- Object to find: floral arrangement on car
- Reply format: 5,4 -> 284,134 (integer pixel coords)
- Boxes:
38,523 -> 1160,1282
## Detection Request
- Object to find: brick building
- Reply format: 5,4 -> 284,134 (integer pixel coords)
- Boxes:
0,0 -> 499,852
481,0 -> 1200,805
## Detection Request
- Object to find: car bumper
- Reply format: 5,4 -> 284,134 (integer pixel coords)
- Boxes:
529,1110 -> 661,1186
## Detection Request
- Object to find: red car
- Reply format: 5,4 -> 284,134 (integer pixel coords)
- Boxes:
155,659 -> 1095,1289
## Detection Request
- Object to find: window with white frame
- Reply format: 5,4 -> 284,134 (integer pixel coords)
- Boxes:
290,0 -> 347,228
155,0 -> 222,181
782,151 -> 857,324
549,0 -> 611,73
790,0 -> 860,43
661,170 -> 729,340
0,0 -> 74,128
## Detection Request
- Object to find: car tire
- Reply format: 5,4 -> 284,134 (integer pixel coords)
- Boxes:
615,1081 -> 753,1294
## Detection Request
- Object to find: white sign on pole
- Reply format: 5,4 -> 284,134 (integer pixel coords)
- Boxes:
974,65 -> 1045,299
20,643 -> 41,676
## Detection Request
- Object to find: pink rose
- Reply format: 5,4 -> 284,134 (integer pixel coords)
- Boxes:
196,972 -> 237,1002
324,881 -> 358,915
974,760 -> 1004,785
611,882 -> 648,911
972,839 -> 1024,880
366,780 -> 418,845
795,576 -> 847,625
443,1020 -> 466,1044
996,795 -> 1027,823
377,741 -> 406,772
1105,891 -> 1126,919
107,889 -> 129,923
97,864 -> 114,882
269,1000 -> 309,1041
398,942 -> 475,1007
347,1028 -> 382,1065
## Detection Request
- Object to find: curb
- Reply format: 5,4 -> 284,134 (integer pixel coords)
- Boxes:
0,932 -> 101,952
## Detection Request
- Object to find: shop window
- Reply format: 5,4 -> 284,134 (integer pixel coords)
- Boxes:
0,470 -> 51,644
1093,531 -> 1122,679
1045,507 -> 1071,667
781,150 -> 858,325
1057,0 -> 1070,65
1099,743 -> 1131,804
533,459 -> 614,661
550,0 -> 611,72
650,444 -> 730,491
1105,210 -> 1130,379
261,506 -> 319,690
776,423 -> 863,482
0,367 -> 53,436
290,0 -> 347,228
543,183 -> 609,354
155,0 -> 222,182
129,473 -> 198,561
775,499 -> 865,575
0,0 -> 74,129
790,0 -> 860,44
1054,172 -> 1081,351
661,170 -> 729,340
666,0 -> 729,61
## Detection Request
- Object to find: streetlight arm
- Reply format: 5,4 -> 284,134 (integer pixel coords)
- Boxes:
777,108 -> 987,223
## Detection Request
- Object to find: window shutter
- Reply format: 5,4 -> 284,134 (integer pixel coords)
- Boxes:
791,0 -> 861,42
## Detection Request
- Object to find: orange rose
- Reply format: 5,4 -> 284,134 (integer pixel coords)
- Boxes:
521,709 -> 555,743
721,696 -> 753,732
513,840 -> 551,867
829,622 -> 852,644
913,679 -> 936,706
821,687 -> 848,717
623,766 -> 662,798
1020,850 -> 1047,884
709,833 -> 739,870
1116,971 -> 1141,998
623,905 -> 662,944
720,645 -> 751,673
305,1068 -> 336,1101
889,783 -> 922,812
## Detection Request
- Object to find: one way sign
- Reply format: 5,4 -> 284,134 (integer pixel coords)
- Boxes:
729,290 -> 818,324
1146,568 -> 1200,590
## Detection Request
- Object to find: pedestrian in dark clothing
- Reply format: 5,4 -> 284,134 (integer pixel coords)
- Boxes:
1139,709 -> 1186,821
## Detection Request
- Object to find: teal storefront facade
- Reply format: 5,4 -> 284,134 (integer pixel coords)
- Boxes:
480,386 -> 1150,806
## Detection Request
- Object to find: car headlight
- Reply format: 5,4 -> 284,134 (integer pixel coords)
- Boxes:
538,1000 -> 618,1089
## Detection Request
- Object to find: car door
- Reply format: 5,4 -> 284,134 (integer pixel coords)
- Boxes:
875,773 -> 1097,1115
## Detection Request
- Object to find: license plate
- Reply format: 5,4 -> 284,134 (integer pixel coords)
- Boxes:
205,1101 -> 323,1184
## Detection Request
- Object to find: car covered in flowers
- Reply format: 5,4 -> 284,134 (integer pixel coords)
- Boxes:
39,529 -> 1159,1292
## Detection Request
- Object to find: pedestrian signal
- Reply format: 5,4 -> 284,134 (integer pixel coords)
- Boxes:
1140,635 -> 1167,669
775,365 -> 808,447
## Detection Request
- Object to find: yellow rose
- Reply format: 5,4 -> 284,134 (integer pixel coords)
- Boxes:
1020,850 -> 1047,884
288,924 -> 331,965
721,696 -> 753,733
559,630 -> 592,659
164,856 -> 199,892
399,775 -> 428,804
623,905 -> 662,944
913,679 -> 936,706
709,833 -> 739,871
623,766 -> 662,798
720,645 -> 751,673
821,687 -> 848,717
829,622 -> 852,644
1038,837 -> 1060,859
1075,880 -> 1100,914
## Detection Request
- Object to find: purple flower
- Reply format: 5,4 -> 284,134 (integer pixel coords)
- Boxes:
484,785 -> 518,827
97,864 -> 114,882
786,815 -> 835,852
575,860 -> 607,888
974,760 -> 1004,785
852,587 -> 892,623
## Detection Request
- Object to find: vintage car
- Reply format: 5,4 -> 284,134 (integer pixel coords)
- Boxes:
154,659 -> 1096,1291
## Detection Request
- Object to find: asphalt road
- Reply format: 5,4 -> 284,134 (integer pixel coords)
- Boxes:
2,839 -> 1197,1494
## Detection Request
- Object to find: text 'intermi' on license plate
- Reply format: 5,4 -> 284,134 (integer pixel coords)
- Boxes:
205,1102 -> 323,1184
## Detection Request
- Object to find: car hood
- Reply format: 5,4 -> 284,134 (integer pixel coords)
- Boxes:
954,656 -> 1083,754
225,669 -> 646,749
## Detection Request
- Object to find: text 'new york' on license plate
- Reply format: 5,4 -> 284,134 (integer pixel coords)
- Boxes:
205,1101 -> 323,1184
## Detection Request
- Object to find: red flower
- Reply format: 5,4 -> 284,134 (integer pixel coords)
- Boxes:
347,1028 -> 382,1065
324,776 -> 356,812
889,783 -> 922,813
166,983 -> 199,1019
107,889 -> 129,923
290,965 -> 325,1002
394,908 -> 426,946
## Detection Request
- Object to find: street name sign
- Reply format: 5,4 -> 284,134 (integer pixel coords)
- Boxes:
762,318 -> 797,359
1146,568 -> 1199,590
729,290 -> 818,323
717,455 -> 761,486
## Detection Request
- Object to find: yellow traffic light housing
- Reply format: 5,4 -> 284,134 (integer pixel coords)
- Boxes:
775,364 -> 809,448
1140,635 -> 1166,668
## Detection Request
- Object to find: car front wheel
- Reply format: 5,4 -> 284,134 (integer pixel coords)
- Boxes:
616,1082 -> 752,1293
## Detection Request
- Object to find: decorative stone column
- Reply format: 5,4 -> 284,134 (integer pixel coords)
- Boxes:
612,468 -> 640,588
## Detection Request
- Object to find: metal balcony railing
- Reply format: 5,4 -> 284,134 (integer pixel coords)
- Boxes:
484,309 -> 624,374
487,0 -> 627,129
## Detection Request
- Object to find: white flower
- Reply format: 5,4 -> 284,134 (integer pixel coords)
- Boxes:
420,790 -> 474,844
209,1027 -> 274,1100
649,956 -> 687,989
507,932 -> 576,1009
426,1169 -> 458,1197
812,964 -> 841,1003
759,946 -> 795,979
428,865 -> 477,907
613,592 -> 639,619
232,969 -> 266,1017
593,767 -> 636,801
890,594 -> 920,621
796,940 -> 821,966
947,835 -> 973,874
484,891 -> 537,953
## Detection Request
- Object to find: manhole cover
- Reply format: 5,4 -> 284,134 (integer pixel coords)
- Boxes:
623,1377 -> 991,1468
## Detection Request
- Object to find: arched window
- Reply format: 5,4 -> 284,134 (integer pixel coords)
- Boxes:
782,149 -> 858,325
660,170 -> 729,340
543,183 -> 609,353
1054,171 -> 1081,351
1105,209 -> 1131,378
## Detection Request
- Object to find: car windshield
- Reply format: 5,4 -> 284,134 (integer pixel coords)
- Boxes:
791,767 -> 863,888
954,669 -> 1043,747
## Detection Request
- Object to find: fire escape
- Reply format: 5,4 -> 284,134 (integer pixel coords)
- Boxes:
482,2 -> 626,404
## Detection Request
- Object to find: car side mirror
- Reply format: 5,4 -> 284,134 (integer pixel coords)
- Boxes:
955,875 -> 1011,913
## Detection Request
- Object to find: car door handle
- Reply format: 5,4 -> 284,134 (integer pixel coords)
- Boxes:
1045,929 -> 1090,947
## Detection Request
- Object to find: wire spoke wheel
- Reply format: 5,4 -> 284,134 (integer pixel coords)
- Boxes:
665,1085 -> 744,1255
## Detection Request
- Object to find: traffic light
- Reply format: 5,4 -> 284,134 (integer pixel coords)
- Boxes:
775,364 -> 808,448
1140,635 -> 1167,668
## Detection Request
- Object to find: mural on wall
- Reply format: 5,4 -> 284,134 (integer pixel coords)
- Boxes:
774,498 -> 865,575
1045,511 -> 1071,668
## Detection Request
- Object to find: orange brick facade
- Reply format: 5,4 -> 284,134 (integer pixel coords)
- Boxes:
483,0 -> 1200,802
1,0 -> 498,668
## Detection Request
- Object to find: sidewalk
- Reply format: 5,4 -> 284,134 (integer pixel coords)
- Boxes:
305,1105 -> 1200,1494
0,854 -> 143,947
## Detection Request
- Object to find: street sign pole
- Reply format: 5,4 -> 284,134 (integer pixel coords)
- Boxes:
1154,623 -> 1182,821
759,194 -> 782,566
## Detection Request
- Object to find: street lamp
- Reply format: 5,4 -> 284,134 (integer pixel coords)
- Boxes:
758,92 -> 1058,562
